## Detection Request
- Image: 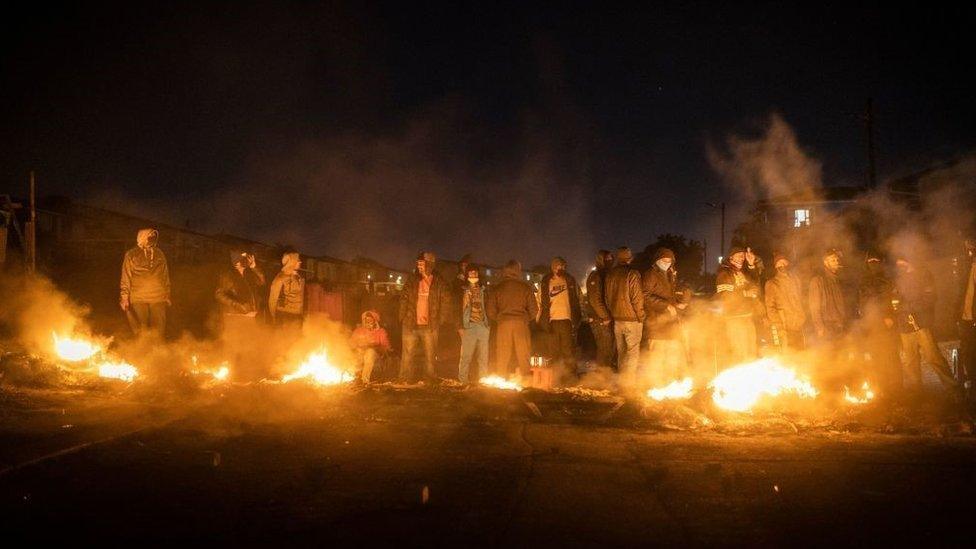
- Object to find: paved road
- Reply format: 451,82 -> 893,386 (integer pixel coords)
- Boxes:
2,385 -> 975,546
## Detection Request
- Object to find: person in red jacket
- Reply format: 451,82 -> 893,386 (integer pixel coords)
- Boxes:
352,310 -> 391,384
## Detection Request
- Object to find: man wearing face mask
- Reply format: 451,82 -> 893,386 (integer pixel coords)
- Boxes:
808,249 -> 848,343
764,253 -> 806,351
539,257 -> 582,380
457,266 -> 489,383
215,250 -> 267,327
716,246 -> 761,364
856,251 -> 900,396
586,250 -> 615,370
641,247 -> 687,385
120,228 -> 170,337
894,255 -> 961,398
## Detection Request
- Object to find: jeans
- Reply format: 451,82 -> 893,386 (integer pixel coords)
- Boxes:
357,347 -> 380,383
900,328 -> 958,391
400,327 -> 438,381
495,320 -> 531,377
458,323 -> 489,383
127,302 -> 167,337
614,320 -> 643,391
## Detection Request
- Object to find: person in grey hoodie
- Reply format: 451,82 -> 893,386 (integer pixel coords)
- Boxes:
119,228 -> 170,337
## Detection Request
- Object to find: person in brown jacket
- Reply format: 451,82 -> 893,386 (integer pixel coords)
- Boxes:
398,252 -> 452,383
268,252 -> 305,330
604,247 -> 645,392
765,253 -> 806,351
716,246 -> 761,364
120,228 -> 170,337
808,249 -> 847,342
585,250 -> 615,369
642,247 -> 687,385
487,259 -> 538,378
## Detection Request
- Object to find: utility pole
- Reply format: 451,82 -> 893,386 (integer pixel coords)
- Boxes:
865,98 -> 877,189
705,202 -> 726,264
27,171 -> 36,274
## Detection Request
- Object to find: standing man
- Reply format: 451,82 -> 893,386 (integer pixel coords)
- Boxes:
539,256 -> 581,380
857,251 -> 901,396
457,265 -> 489,383
120,228 -> 170,337
764,253 -> 806,351
959,236 -> 976,398
642,247 -> 687,385
716,246 -> 761,364
586,250 -> 615,370
215,250 -> 267,331
487,260 -> 538,378
398,251 -> 451,383
808,249 -> 848,344
268,252 -> 305,330
604,247 -> 645,392
894,255 -> 961,397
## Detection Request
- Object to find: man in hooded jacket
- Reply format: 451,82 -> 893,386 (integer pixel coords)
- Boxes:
585,250 -> 615,369
487,260 -> 538,378
604,247 -> 645,391
269,252 -> 305,330
716,246 -> 761,364
120,228 -> 170,336
642,247 -> 687,385
765,253 -> 806,351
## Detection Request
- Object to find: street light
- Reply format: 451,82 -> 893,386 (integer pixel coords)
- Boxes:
705,202 -> 726,260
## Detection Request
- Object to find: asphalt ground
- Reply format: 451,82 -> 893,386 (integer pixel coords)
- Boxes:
2,383 -> 976,546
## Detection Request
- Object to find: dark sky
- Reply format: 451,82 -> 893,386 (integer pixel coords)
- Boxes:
2,2 -> 972,271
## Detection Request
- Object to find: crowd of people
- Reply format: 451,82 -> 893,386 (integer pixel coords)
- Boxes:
117,228 -> 976,404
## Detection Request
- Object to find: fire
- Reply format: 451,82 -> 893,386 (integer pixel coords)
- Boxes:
282,348 -> 353,386
844,382 -> 875,404
52,332 -> 102,361
647,377 -> 694,401
97,360 -> 138,382
212,364 -> 230,381
191,356 -> 231,382
709,357 -> 818,412
478,375 -> 522,391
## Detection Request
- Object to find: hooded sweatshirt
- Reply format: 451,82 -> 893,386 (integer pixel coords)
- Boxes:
120,229 -> 170,304
352,310 -> 391,351
269,252 -> 305,316
487,263 -> 539,323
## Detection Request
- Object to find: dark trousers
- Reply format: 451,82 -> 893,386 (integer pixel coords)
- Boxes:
127,302 -> 167,336
275,312 -> 304,330
591,320 -> 615,369
400,327 -> 438,381
548,319 -> 578,376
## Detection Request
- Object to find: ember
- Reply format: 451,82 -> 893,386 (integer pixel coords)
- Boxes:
647,377 -> 694,401
709,358 -> 818,412
478,375 -> 522,391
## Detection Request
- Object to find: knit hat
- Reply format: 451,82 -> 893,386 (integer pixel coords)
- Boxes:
230,250 -> 246,265
616,247 -> 633,263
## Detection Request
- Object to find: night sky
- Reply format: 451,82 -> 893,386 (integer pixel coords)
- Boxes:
2,2 -> 972,271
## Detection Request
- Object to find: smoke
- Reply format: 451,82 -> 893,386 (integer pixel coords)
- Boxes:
0,272 -> 98,356
707,112 -> 824,203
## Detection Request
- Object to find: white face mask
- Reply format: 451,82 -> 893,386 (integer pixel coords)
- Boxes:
468,277 -> 479,284
656,259 -> 672,271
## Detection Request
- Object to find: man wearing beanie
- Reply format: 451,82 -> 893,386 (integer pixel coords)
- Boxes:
716,246 -> 761,364
269,252 -> 305,330
642,247 -> 687,385
585,250 -> 616,370
539,256 -> 582,381
604,246 -> 645,392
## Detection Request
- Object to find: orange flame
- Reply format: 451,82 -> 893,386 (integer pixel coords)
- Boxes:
647,377 -> 694,401
478,375 -> 522,391
844,382 -> 875,404
52,332 -> 102,361
282,347 -> 353,386
709,357 -> 818,412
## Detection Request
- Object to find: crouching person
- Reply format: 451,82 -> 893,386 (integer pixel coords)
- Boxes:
352,310 -> 391,384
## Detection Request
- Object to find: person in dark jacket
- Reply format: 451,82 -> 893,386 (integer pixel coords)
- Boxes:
808,249 -> 848,342
215,250 -> 267,329
120,228 -> 170,337
765,253 -> 806,351
539,256 -> 582,379
642,247 -> 687,385
487,260 -> 538,378
604,247 -> 645,392
857,252 -> 901,396
894,255 -> 960,396
585,250 -> 615,369
398,252 -> 452,383
716,246 -> 761,364
457,265 -> 489,383
958,236 -> 976,397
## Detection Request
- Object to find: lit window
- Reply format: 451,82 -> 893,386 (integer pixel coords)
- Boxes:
793,209 -> 811,228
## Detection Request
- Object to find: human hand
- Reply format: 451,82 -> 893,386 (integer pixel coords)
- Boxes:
119,296 -> 129,311
667,305 -> 678,316
745,247 -> 756,265
247,254 -> 257,269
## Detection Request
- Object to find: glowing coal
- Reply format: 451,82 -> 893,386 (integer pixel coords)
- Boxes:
97,360 -> 138,382
479,375 -> 523,391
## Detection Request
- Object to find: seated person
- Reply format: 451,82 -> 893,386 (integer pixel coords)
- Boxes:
351,310 -> 391,384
